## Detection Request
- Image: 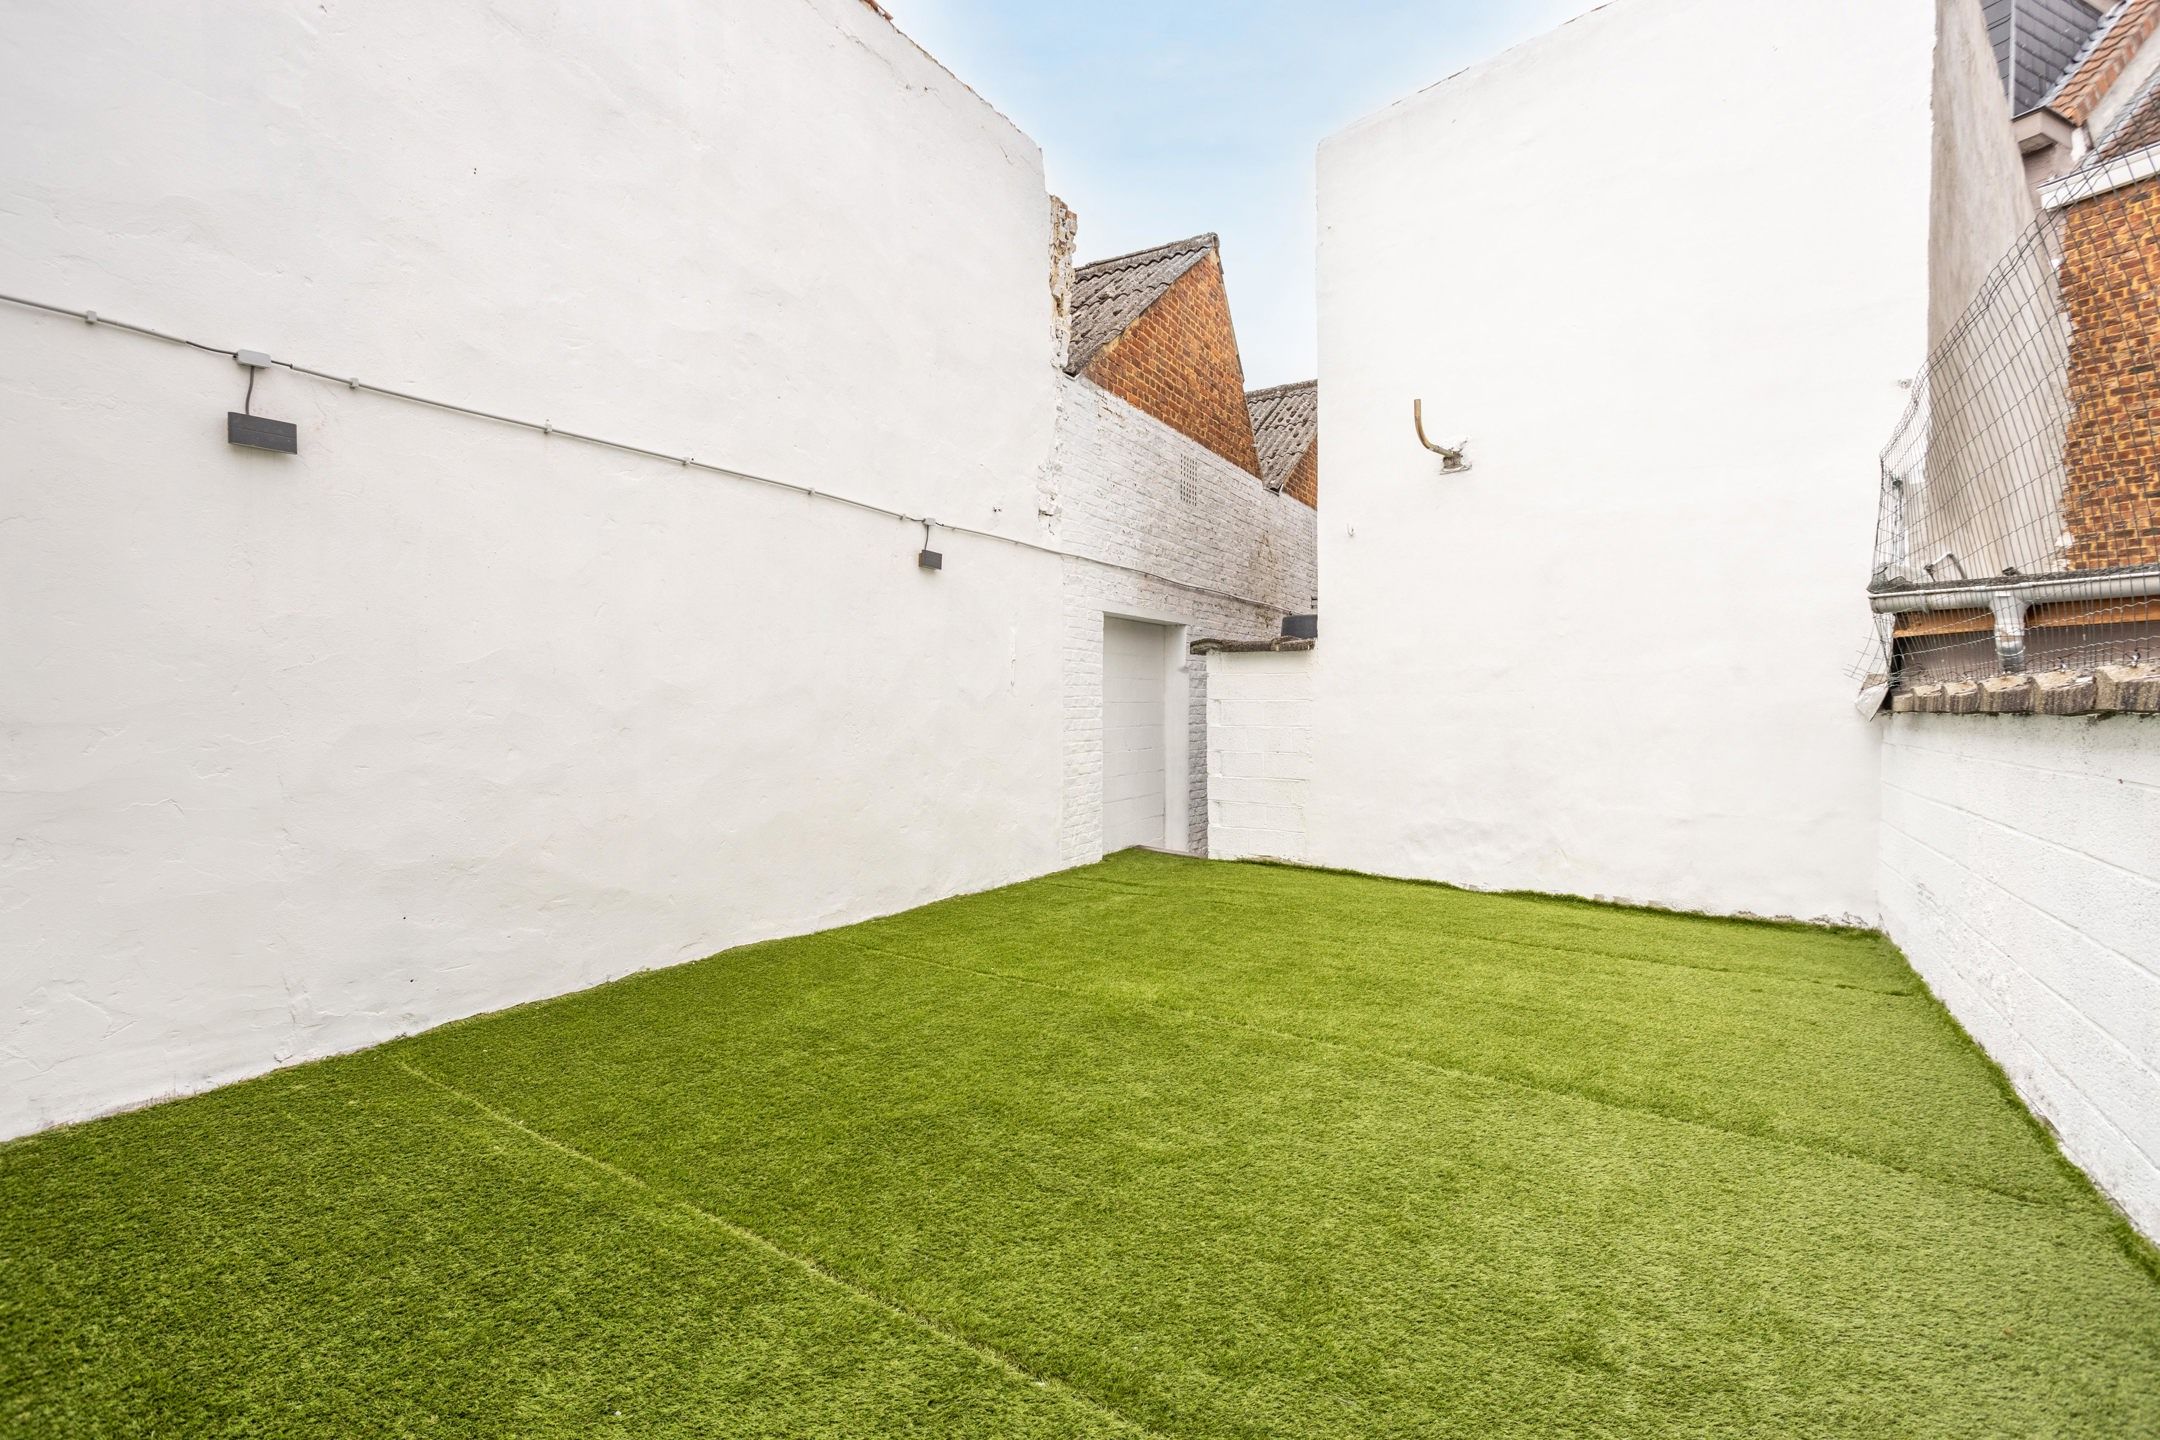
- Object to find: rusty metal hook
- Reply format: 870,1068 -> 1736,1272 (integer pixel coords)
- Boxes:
1413,400 -> 1470,473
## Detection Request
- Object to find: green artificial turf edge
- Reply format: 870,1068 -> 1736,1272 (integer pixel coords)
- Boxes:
6,850 -> 2157,1438
337,846 -> 2160,1289
19,848 -> 2149,1279
1231,856 -> 1886,938
1233,854 -> 2160,1285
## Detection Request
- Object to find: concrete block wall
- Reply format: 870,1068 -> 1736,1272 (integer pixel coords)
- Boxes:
1044,374 -> 1316,864
1879,713 -> 2160,1238
1205,651 -> 1315,862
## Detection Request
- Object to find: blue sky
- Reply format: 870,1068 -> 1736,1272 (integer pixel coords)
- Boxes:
885,0 -> 1601,386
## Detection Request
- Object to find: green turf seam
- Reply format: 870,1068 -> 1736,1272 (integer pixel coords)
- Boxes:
1226,857 -> 1885,938
835,939 -> 2077,1216
1032,868 -> 1914,998
1288,921 -> 1911,998
390,1060 -> 1171,1440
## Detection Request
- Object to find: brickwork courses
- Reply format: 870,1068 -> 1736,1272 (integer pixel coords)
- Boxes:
1041,376 -> 1316,863
1078,252 -> 1265,478
2060,174 -> 2160,570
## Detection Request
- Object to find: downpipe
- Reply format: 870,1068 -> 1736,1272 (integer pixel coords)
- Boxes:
1991,593 -> 2028,673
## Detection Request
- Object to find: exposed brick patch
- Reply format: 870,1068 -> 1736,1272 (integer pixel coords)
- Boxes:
1281,438 -> 1319,508
1049,197 -> 1079,371
2059,174 -> 2160,570
1081,253 -> 1264,478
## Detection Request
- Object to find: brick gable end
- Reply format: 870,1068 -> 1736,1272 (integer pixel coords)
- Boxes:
1080,253 -> 1263,478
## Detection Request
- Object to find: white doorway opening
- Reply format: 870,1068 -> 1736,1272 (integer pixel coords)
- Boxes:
1102,616 -> 1173,852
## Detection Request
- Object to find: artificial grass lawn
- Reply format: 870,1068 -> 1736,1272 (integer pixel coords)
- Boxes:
5,853 -> 2158,1436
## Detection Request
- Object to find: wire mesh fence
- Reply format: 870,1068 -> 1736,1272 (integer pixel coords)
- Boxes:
1864,159 -> 2160,701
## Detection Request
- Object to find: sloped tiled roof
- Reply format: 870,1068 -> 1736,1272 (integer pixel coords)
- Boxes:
1066,234 -> 1217,375
1995,0 -> 2111,114
1245,380 -> 1318,494
2040,0 -> 2160,124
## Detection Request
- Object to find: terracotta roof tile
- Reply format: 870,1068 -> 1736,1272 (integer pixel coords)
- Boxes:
2042,0 -> 2160,124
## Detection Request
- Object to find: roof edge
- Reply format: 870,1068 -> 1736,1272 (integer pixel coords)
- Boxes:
2031,0 -> 2160,126
2043,134 -> 2160,207
2031,0 -> 2124,117
839,0 -> 1039,160
1074,232 -> 1219,276
1065,235 -> 1222,376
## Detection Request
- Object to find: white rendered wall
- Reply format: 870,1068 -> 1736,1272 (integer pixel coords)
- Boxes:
1308,0 -> 1939,922
1205,651 -> 1315,863
1930,0 -> 2036,348
1880,716 -> 2160,1240
1042,374 -> 1317,862
0,0 -> 1066,1137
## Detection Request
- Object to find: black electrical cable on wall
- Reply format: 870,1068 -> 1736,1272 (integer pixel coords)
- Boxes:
0,289 -> 1285,616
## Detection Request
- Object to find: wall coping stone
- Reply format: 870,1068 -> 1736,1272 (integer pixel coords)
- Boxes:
1191,637 -> 1316,654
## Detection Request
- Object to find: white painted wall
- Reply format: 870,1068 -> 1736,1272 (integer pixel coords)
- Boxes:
1206,650 -> 1314,862
1880,715 -> 2160,1239
1309,0 -> 1940,922
0,0 -> 1068,1137
1043,374 -> 1317,862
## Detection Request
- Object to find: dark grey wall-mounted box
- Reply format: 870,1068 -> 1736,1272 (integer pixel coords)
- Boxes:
227,413 -> 298,454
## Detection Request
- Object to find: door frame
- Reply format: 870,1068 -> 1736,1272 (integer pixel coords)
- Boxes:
1100,607 -> 1192,855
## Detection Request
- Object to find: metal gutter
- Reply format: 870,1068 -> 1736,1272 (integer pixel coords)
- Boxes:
1871,566 -> 2160,671
1869,566 -> 2160,612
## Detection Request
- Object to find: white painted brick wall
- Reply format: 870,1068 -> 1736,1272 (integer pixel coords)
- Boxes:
1879,713 -> 2160,1240
1045,375 -> 1317,864
1205,651 -> 1315,862
0,0 -> 1074,1137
